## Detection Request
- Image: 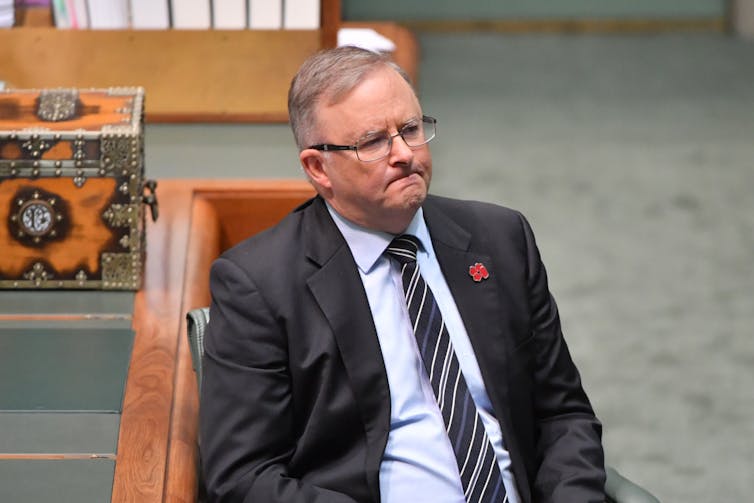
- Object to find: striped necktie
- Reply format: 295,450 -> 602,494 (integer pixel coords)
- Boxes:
386,235 -> 506,502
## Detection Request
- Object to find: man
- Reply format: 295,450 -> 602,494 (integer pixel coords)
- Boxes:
200,46 -> 605,502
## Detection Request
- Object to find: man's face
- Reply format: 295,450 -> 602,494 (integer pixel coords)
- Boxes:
300,66 -> 432,234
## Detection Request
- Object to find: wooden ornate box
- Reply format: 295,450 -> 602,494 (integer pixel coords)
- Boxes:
0,87 -> 157,290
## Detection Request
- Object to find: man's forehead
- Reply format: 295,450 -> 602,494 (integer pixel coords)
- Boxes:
312,65 -> 421,138
324,65 -> 414,104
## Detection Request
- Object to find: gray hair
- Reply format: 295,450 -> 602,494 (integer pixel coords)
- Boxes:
288,45 -> 414,150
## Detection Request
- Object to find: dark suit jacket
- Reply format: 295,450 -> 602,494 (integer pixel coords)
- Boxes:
200,195 -> 605,503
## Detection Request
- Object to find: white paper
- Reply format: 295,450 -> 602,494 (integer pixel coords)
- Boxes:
69,0 -> 89,28
87,0 -> 129,29
337,28 -> 396,53
249,0 -> 281,29
130,0 -> 170,29
213,0 -> 246,29
283,0 -> 319,29
171,0 -> 211,29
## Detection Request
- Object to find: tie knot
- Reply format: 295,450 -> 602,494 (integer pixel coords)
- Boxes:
386,235 -> 420,264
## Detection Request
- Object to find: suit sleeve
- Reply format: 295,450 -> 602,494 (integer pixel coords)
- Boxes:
517,213 -> 606,503
199,257 -> 358,503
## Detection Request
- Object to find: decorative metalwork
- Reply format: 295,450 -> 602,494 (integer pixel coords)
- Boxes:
23,262 -> 54,287
100,128 -> 141,179
37,89 -> 79,122
102,252 -> 139,289
108,87 -> 142,97
119,233 -> 138,249
75,270 -> 88,283
21,136 -> 53,158
9,189 -> 65,245
101,124 -> 139,136
10,126 -> 53,137
73,136 -> 87,170
20,200 -> 54,236
73,173 -> 87,187
102,204 -> 136,228
101,135 -> 131,170
141,179 -> 159,221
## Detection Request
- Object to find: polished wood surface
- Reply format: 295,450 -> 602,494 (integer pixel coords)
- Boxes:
113,179 -> 314,502
1,0 -> 422,123
0,29 -> 321,123
320,0 -> 341,48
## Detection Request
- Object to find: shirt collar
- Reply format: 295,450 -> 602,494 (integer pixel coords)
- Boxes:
326,203 -> 433,273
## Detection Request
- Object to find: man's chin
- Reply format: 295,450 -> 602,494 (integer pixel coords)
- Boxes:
402,189 -> 427,212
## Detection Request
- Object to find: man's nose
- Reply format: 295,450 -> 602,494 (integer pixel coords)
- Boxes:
388,133 -> 414,164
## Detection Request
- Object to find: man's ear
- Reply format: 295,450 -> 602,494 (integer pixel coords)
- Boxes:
300,149 -> 332,190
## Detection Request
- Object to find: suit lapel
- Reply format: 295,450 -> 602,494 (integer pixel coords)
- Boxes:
424,199 -> 534,500
422,200 -> 517,451
301,198 -> 389,502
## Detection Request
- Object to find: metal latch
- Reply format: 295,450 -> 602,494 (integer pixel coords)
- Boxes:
142,179 -> 159,222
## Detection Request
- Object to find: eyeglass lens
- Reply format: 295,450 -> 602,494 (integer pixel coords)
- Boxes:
356,117 -> 436,162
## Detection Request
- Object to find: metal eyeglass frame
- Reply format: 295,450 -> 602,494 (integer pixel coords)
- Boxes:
307,115 -> 437,162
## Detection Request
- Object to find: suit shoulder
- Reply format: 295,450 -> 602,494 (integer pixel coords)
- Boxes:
425,194 -> 525,228
217,199 -> 313,267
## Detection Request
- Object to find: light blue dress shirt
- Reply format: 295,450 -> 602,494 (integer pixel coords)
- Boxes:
327,204 -> 520,503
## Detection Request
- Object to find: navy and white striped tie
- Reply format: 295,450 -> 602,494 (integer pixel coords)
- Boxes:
386,235 -> 506,503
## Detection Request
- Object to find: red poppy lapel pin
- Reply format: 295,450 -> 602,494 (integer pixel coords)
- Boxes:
469,262 -> 489,282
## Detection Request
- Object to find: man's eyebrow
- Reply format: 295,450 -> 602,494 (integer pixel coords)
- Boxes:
356,127 -> 386,140
355,116 -> 421,140
401,116 -> 421,127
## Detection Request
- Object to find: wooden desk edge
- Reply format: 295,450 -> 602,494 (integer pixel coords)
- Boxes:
113,179 -> 314,502
1,23 -> 416,124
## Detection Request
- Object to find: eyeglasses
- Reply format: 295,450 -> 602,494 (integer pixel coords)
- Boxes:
308,115 -> 437,162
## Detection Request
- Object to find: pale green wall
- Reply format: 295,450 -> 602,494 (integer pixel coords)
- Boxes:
342,0 -> 727,22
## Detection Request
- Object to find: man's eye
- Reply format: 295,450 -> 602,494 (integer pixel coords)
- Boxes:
401,124 -> 420,137
359,136 -> 386,150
